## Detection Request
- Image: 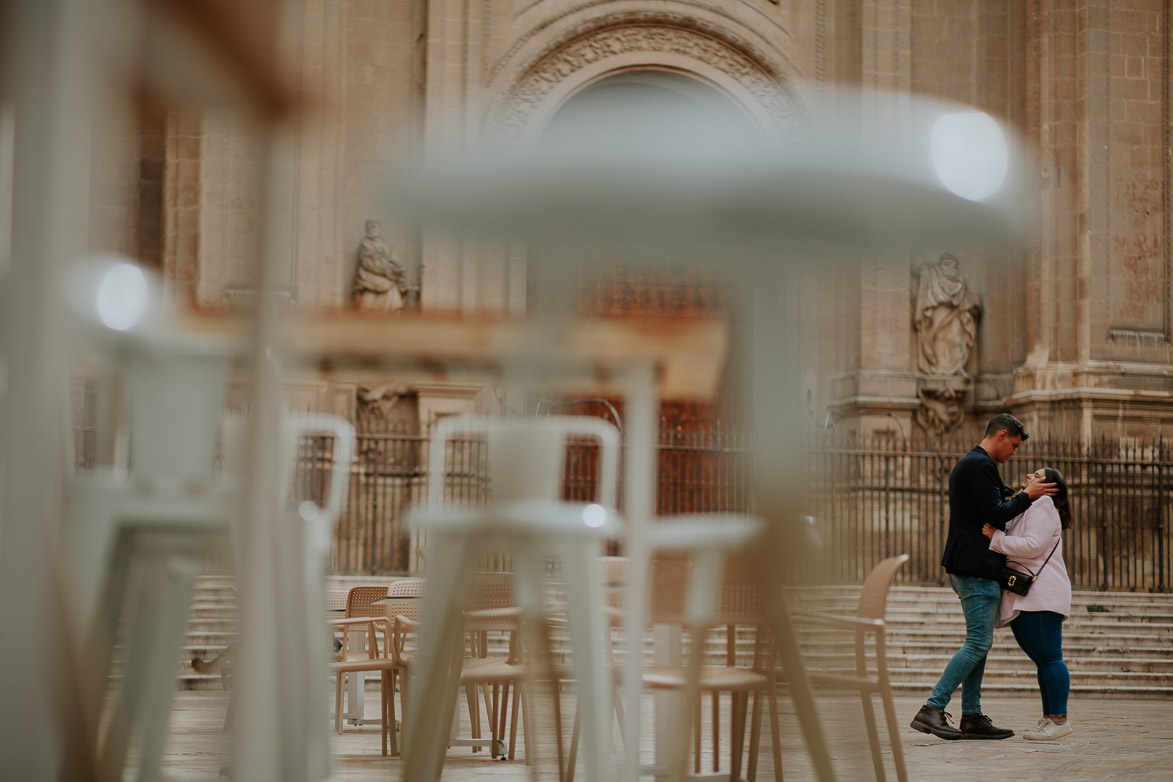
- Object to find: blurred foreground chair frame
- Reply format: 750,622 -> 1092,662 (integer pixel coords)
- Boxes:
402,415 -> 621,782
582,540 -> 781,782
215,413 -> 355,768
64,336 -> 239,782
643,555 -> 783,782
386,574 -> 531,761
648,518 -> 770,782
789,553 -> 910,782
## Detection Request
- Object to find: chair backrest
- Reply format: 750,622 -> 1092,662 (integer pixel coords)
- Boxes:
279,414 -> 356,527
426,415 -> 620,507
384,577 -> 426,624
128,344 -> 235,489
380,574 -> 515,626
856,554 -> 910,621
345,585 -> 390,618
464,571 -> 516,611
221,413 -> 355,517
324,588 -> 349,613
604,555 -> 766,626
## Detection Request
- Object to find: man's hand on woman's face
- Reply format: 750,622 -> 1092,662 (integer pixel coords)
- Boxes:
1020,471 -> 1056,500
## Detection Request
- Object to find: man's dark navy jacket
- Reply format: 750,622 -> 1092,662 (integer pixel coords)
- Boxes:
940,445 -> 1033,580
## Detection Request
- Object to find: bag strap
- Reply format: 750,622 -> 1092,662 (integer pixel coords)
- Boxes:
1008,535 -> 1061,578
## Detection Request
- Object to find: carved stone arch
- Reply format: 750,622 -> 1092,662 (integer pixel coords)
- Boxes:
483,15 -> 808,145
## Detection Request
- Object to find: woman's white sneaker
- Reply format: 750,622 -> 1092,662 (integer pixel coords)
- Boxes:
1023,718 -> 1073,740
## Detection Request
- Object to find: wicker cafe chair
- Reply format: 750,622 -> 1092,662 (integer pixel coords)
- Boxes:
333,585 -> 391,740
788,554 -> 910,782
384,577 -> 425,757
328,613 -> 396,755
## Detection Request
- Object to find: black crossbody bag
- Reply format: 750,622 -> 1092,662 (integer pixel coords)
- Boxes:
998,538 -> 1060,596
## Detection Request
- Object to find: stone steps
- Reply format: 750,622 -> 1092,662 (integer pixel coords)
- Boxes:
174,578 -> 1173,697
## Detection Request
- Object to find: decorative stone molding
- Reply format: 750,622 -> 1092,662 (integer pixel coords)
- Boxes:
485,17 -> 803,143
915,381 -> 966,435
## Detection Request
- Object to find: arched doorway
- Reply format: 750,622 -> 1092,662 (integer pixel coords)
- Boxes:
529,69 -> 760,321
528,70 -> 761,508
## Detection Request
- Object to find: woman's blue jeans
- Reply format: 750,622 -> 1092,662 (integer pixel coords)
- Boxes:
926,574 -> 1000,715
1010,610 -> 1069,717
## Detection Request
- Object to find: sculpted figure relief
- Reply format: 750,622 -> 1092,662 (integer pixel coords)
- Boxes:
916,386 -> 966,435
352,220 -> 413,312
913,252 -> 981,378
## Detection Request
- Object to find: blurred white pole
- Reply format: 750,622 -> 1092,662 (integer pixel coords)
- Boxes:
230,125 -> 297,780
0,0 -> 100,779
0,103 -> 12,276
619,364 -> 655,781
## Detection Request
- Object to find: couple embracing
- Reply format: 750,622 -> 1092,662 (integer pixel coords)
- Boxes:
911,413 -> 1074,742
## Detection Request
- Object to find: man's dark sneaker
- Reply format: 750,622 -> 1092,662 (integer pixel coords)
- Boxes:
910,705 -> 962,740
959,713 -> 1015,740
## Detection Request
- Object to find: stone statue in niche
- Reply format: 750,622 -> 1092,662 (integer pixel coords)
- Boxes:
912,252 -> 981,377
352,220 -> 414,312
911,252 -> 981,434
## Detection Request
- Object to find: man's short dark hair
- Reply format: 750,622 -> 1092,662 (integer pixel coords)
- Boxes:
985,413 -> 1028,441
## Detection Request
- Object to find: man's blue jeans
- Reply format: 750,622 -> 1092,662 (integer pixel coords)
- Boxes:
926,573 -> 1001,715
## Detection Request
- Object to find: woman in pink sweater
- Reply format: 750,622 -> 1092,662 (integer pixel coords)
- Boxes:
981,467 -> 1073,741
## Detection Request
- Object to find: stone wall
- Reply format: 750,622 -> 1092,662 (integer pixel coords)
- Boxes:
82,1 -> 1172,440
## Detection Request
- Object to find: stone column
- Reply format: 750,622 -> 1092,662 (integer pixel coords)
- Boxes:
1009,1 -> 1173,440
830,0 -> 920,436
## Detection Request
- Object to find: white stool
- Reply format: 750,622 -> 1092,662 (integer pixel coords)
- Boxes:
401,415 -> 622,782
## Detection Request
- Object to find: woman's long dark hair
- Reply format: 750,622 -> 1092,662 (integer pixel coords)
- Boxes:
1043,467 -> 1072,530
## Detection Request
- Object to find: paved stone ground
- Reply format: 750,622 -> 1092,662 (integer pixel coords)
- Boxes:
161,689 -> 1173,781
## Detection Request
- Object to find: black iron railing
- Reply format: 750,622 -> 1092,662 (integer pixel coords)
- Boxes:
74,421 -> 1172,590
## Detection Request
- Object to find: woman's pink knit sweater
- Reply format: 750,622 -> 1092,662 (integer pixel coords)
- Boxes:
988,494 -> 1071,627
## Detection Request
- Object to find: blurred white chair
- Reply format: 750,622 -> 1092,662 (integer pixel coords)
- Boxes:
222,412 -> 355,777
64,333 -> 240,782
789,554 -> 910,782
388,573 -> 537,761
571,518 -> 769,782
68,380 -> 353,782
402,415 -> 622,782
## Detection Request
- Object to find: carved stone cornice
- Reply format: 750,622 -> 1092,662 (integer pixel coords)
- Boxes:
485,17 -> 803,143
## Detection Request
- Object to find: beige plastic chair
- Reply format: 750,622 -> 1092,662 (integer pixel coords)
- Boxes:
332,585 -> 391,743
789,553 -> 910,782
384,577 -> 425,757
329,611 -> 396,755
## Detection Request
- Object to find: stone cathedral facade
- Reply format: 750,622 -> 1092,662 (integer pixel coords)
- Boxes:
91,1 -> 1172,442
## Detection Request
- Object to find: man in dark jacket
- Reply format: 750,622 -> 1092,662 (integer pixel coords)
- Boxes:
910,413 -> 1055,740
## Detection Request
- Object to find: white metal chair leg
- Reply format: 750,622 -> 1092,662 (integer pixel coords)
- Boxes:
403,532 -> 472,781
559,541 -> 614,781
133,555 -> 203,782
